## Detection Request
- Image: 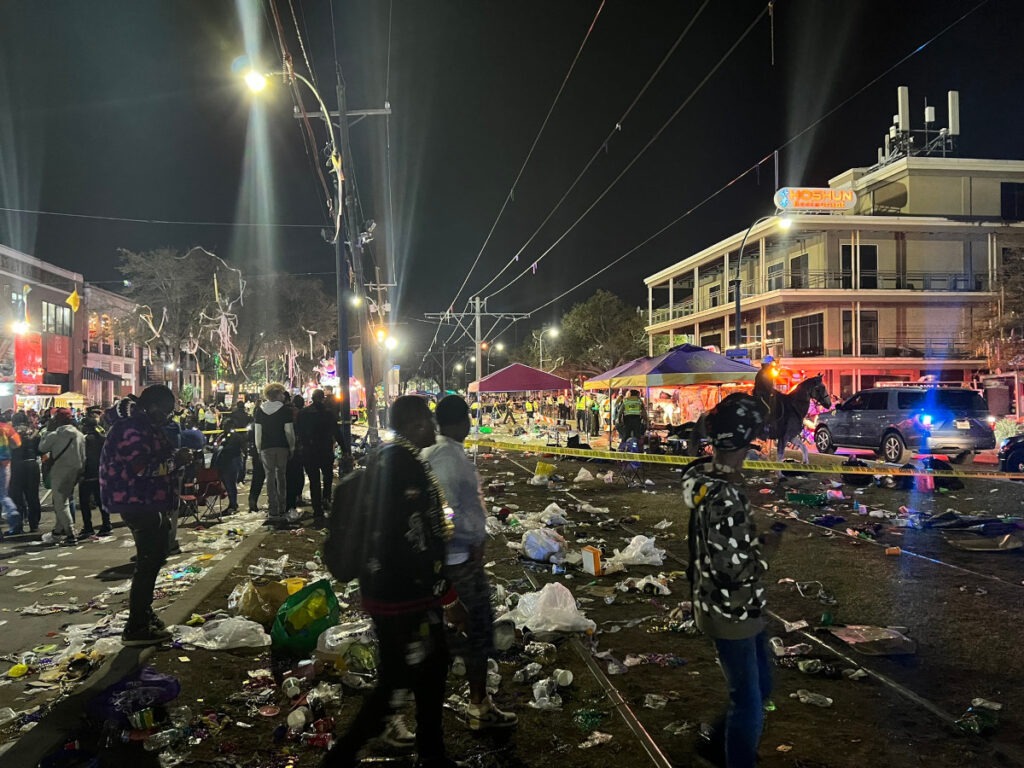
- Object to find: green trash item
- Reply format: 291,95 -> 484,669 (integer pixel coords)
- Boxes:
270,579 -> 340,655
785,492 -> 826,507
479,426 -> 493,434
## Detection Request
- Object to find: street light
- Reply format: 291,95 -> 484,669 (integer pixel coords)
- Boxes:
483,340 -> 505,373
241,65 -> 352,453
384,336 -> 398,351
11,321 -> 28,335
535,327 -> 559,370
730,214 -> 790,350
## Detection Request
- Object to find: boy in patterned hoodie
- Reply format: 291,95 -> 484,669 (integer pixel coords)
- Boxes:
683,392 -> 781,768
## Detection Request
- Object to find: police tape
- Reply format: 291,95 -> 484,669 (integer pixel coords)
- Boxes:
466,439 -> 1024,481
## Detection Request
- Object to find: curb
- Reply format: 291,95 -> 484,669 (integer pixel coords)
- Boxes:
2,526 -> 269,767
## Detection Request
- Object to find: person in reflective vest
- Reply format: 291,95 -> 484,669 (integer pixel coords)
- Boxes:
575,394 -> 585,431
619,390 -> 647,442
588,395 -> 600,436
524,397 -> 535,424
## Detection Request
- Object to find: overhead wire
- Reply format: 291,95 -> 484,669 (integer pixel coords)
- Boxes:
521,0 -> 995,316
420,0 -> 607,366
485,1 -> 766,300
0,205 -> 324,228
470,0 -> 711,300
383,0 -> 397,285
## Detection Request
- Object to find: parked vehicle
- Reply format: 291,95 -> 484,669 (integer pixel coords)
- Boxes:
998,434 -> 1024,473
814,386 -> 995,464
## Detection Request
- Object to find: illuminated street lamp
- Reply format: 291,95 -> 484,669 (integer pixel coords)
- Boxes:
730,214 -> 791,350
535,327 -> 559,370
384,336 -> 398,351
11,321 -> 28,335
244,70 -> 267,92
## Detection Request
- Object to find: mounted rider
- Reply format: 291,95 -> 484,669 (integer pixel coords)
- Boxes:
753,355 -> 780,424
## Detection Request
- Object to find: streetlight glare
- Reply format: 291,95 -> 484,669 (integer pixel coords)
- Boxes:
778,216 -> 793,230
350,296 -> 362,307
384,336 -> 398,350
244,70 -> 267,93
455,363 -> 463,371
496,342 -> 505,351
11,321 -> 28,335
549,327 -> 560,337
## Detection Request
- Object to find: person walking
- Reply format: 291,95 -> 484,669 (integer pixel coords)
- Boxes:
682,393 -> 779,768
618,390 -> 647,443
254,383 -> 294,526
78,414 -> 111,537
524,396 -> 535,425
323,395 -> 467,768
10,412 -> 41,533
501,397 -> 517,426
423,396 -> 517,731
213,421 -> 245,513
38,409 -> 84,546
0,413 -> 23,537
246,421 -> 265,513
101,387 -> 191,646
285,394 -> 306,515
297,389 -> 341,528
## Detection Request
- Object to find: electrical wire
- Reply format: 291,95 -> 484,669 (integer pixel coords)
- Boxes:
0,205 -> 323,228
470,0 -> 711,300
383,0 -> 397,287
421,1 -> 607,365
485,1 -> 766,300
521,0 -> 995,317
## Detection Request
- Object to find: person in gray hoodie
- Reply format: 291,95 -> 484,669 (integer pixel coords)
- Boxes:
422,395 -> 517,732
254,383 -> 295,525
38,409 -> 85,546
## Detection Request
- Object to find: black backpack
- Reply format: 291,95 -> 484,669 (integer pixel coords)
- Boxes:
323,467 -> 368,582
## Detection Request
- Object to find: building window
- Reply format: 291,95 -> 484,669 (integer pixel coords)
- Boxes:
789,253 -> 808,289
767,263 -> 784,291
791,313 -> 824,357
123,363 -> 132,375
41,301 -> 72,336
100,361 -> 111,371
1002,182 -> 1024,221
708,284 -> 721,308
113,363 -> 121,373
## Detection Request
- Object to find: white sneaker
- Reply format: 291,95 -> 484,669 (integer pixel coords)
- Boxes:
466,697 -> 518,730
379,714 -> 416,750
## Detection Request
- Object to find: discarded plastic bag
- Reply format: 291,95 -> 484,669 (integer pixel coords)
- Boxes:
271,579 -> 341,654
316,618 -> 376,665
828,625 -> 917,656
573,468 -> 594,483
227,581 -> 278,626
522,529 -> 567,563
173,617 -> 270,650
606,535 -> 665,567
540,503 -> 568,526
497,582 -> 596,634
88,666 -> 181,726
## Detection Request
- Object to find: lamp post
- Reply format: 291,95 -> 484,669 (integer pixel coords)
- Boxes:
243,67 -> 352,454
535,327 -> 559,370
730,214 -> 792,350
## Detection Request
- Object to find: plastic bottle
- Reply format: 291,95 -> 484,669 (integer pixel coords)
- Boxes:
142,727 -> 184,752
797,659 -> 823,675
0,707 -> 16,727
792,689 -> 833,707
287,706 -> 312,734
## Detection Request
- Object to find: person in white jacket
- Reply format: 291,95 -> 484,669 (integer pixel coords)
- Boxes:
254,383 -> 295,526
39,409 -> 85,546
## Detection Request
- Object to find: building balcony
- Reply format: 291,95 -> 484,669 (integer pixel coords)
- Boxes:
650,270 -> 992,327
771,337 -> 977,361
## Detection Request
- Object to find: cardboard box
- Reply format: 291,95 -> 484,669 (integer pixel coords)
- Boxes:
581,546 -> 602,576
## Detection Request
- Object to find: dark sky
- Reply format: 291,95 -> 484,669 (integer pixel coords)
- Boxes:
1,0 -> 1022,369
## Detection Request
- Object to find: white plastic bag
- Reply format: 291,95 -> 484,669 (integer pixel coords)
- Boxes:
497,582 -> 596,634
171,617 -> 270,650
607,535 -> 665,567
316,619 -> 376,655
573,468 -> 594,483
522,529 -> 566,563
540,503 -> 568,526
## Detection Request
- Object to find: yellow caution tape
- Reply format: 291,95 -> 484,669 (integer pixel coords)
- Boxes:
466,439 -> 1024,480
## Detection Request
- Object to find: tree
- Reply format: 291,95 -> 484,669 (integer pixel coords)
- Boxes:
535,290 -> 647,379
973,247 -> 1024,369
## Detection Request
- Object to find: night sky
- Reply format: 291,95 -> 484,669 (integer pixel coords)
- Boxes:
1,0 -> 1022,369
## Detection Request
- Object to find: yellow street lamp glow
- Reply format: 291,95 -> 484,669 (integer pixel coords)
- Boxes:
244,71 -> 267,93
350,296 -> 362,307
375,328 -> 387,343
455,364 -> 463,371
496,342 -> 505,351
548,327 -> 559,337
778,216 -> 793,230
11,321 -> 28,334
384,336 -> 398,351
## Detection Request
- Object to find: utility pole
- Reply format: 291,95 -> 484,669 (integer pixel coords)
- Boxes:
441,344 -> 446,394
424,298 -> 528,432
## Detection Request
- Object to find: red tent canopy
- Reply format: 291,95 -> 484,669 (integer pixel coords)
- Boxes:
468,363 -> 570,393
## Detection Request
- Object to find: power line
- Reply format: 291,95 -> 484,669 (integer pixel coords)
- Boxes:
422,1 -> 607,363
486,1 -> 766,300
522,0 -> 994,317
384,0 -> 397,284
470,0 -> 711,300
0,205 -> 323,228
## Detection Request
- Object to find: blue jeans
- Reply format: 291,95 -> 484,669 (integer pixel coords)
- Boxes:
714,630 -> 773,768
0,463 -> 21,533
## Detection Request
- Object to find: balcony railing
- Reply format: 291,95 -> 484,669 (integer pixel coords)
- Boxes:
650,270 -> 991,325
843,336 -> 977,359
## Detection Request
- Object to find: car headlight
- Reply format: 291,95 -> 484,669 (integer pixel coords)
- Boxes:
1001,438 -> 1012,450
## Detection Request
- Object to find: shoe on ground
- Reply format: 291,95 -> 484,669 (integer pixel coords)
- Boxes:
466,697 -> 517,730
149,614 -> 167,632
168,542 -> 182,556
29,526 -> 39,533
77,529 -> 95,539
121,625 -> 172,647
224,505 -> 239,514
96,526 -> 113,535
59,535 -> 77,547
379,714 -> 416,751
7,528 -> 24,536
312,516 -> 326,529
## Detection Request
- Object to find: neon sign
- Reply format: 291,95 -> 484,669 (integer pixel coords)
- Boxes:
774,187 -> 857,211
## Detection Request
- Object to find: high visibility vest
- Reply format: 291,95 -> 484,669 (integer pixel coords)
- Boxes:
589,397 -> 598,411
525,400 -> 534,413
576,397 -> 584,410
622,397 -> 643,416
558,395 -> 565,405
428,400 -> 436,411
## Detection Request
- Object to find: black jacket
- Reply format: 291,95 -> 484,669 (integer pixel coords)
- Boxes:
296,403 -> 340,459
359,441 -> 453,616
83,429 -> 105,480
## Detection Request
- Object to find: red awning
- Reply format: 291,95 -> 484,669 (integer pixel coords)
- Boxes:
468,363 -> 570,393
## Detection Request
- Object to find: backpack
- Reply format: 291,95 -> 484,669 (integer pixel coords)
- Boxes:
323,466 -> 368,582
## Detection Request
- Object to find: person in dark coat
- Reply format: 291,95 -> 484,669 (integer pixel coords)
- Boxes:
10,412 -> 41,532
297,389 -> 342,527
285,394 -> 305,514
78,414 -> 110,536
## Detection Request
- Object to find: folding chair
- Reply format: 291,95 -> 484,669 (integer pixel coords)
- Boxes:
617,438 -> 646,487
179,466 -> 227,525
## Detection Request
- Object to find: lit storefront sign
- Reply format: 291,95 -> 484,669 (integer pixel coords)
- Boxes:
773,187 -> 857,211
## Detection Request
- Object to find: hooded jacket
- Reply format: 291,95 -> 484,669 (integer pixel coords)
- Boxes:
254,400 -> 295,451
39,424 -> 85,496
99,398 -> 180,515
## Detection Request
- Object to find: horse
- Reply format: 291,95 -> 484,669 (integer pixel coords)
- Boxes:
762,374 -> 832,466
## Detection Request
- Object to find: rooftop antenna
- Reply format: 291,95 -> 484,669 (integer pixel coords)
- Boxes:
872,86 -> 959,168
